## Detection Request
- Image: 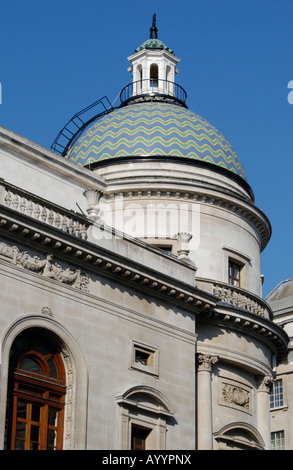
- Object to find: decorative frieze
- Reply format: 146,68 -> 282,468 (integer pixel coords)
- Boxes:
0,241 -> 89,291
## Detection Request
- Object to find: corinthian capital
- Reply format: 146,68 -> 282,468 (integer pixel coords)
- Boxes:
197,353 -> 219,372
256,374 -> 274,393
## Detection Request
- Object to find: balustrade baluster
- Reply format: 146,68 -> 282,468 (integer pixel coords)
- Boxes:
34,203 -> 40,219
27,200 -> 33,216
19,197 -> 26,213
55,213 -> 61,228
12,193 -> 19,210
5,190 -> 12,207
41,206 -> 47,222
48,210 -> 54,224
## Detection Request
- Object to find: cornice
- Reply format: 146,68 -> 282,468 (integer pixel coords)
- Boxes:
103,187 -> 271,251
196,302 -> 288,362
0,126 -> 106,190
0,204 -> 217,314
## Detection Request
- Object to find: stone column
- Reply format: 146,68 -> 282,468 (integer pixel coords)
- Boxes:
256,375 -> 274,449
197,353 -> 218,450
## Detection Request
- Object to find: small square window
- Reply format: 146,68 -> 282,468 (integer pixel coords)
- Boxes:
130,341 -> 159,376
135,348 -> 153,367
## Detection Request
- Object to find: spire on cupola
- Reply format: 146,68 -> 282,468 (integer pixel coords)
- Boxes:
120,15 -> 187,107
150,13 -> 158,39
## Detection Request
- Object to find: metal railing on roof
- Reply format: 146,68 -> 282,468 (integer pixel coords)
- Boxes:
51,96 -> 114,156
51,80 -> 187,158
120,79 -> 187,107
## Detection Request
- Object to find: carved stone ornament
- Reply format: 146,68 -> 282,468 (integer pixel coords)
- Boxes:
175,232 -> 192,259
0,241 -> 89,291
83,189 -> 103,221
197,353 -> 219,372
41,306 -> 53,317
256,374 -> 274,393
222,384 -> 250,409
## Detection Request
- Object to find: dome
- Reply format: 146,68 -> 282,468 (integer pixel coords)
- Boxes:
66,102 -> 247,180
134,38 -> 174,54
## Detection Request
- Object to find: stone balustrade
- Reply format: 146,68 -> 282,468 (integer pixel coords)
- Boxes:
196,278 -> 272,320
0,181 -> 89,240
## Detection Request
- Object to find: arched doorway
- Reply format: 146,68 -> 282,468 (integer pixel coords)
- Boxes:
5,328 -> 66,450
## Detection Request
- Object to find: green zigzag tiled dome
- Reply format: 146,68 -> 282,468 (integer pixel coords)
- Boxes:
67,102 -> 246,180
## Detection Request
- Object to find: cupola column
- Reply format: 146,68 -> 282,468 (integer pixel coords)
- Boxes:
197,353 -> 219,450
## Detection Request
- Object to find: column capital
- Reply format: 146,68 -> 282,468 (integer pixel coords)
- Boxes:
197,353 -> 219,372
256,374 -> 274,393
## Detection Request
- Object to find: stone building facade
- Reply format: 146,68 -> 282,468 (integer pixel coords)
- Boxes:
0,18 -> 290,450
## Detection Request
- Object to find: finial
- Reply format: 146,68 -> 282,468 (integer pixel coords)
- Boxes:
150,13 -> 158,39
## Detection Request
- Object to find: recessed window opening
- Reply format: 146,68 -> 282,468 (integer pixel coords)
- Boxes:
270,379 -> 284,409
6,329 -> 66,450
135,348 -> 152,366
131,424 -> 152,450
229,260 -> 242,287
137,64 -> 143,91
150,64 -> 158,87
130,341 -> 159,376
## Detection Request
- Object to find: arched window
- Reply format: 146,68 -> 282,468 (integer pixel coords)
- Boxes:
6,329 -> 66,450
214,423 -> 265,450
150,64 -> 158,87
116,386 -> 175,450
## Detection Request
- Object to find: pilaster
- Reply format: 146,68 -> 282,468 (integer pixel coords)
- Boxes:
256,374 -> 274,449
197,353 -> 219,450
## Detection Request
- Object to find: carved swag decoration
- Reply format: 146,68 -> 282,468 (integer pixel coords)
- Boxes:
222,384 -> 250,409
0,241 -> 89,291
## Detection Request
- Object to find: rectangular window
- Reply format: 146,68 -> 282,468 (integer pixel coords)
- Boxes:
271,431 -> 285,450
131,425 -> 151,450
129,340 -> 159,376
229,261 -> 241,287
270,379 -> 284,409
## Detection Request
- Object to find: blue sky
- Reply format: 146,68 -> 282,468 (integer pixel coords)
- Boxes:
0,0 -> 292,297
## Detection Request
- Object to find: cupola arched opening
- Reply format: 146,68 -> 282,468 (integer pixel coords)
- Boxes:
150,63 -> 158,87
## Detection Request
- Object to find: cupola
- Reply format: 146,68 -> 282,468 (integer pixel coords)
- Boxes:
120,14 -> 187,107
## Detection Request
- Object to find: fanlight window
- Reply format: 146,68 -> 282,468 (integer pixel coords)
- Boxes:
6,329 -> 66,450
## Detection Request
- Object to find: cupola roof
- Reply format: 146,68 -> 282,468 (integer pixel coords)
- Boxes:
66,101 -> 247,180
56,15 -> 247,183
